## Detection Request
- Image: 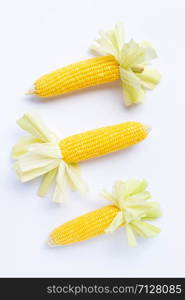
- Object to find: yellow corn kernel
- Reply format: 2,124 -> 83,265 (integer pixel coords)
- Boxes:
34,55 -> 120,97
48,205 -> 119,246
60,122 -> 148,163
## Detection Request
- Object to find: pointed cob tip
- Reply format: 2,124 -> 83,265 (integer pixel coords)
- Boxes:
144,124 -> 151,134
25,84 -> 35,95
48,235 -> 57,247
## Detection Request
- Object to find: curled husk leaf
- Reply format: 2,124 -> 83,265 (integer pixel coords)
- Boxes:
12,113 -> 87,202
102,179 -> 161,246
91,23 -> 161,106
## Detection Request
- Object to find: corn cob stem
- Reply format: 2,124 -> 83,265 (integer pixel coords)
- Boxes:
28,56 -> 120,97
48,205 -> 119,246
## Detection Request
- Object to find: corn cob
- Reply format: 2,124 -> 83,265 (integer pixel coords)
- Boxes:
60,121 -> 148,163
12,114 -> 149,202
26,23 -> 160,106
48,179 -> 161,247
30,56 -> 119,97
49,205 -> 119,246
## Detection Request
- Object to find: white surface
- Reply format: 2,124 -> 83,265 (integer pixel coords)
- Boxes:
0,0 -> 185,277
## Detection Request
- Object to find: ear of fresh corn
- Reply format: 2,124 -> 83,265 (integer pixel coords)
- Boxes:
12,114 -> 149,202
48,205 -> 119,246
32,55 -> 119,97
48,179 -> 161,247
60,121 -> 149,163
27,23 -> 160,106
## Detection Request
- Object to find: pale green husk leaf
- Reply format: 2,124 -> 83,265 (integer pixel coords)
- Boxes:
103,179 -> 161,246
91,23 -> 161,106
12,113 -> 87,202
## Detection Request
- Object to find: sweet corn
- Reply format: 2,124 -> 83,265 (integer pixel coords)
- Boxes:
30,56 -> 120,97
26,23 -> 161,105
48,179 -> 161,246
48,205 -> 119,246
60,122 -> 148,163
13,114 -> 150,202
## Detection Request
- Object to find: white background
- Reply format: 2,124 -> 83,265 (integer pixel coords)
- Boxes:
0,0 -> 185,277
